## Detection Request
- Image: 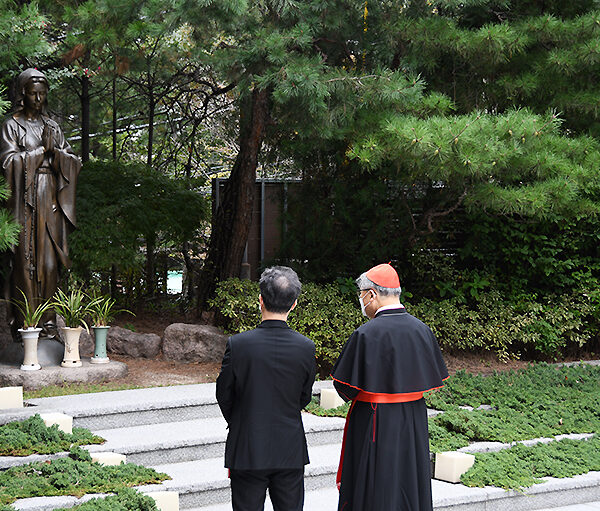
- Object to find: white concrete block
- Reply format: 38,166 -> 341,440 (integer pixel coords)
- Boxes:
147,491 -> 179,511
434,451 -> 476,483
0,386 -> 23,409
39,412 -> 73,434
320,388 -> 345,409
91,452 -> 126,466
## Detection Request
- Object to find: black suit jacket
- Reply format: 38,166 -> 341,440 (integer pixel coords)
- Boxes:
216,320 -> 316,470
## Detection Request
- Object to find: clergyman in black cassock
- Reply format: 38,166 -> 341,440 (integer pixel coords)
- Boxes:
331,263 -> 448,511
216,266 -> 316,511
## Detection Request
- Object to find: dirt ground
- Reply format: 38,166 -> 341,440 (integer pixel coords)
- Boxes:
107,312 -> 594,388
108,352 -> 533,388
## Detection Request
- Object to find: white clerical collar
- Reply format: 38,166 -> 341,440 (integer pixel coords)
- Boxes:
375,303 -> 405,314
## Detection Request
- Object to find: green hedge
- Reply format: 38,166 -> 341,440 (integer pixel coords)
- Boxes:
211,280 -> 600,373
410,289 -> 599,359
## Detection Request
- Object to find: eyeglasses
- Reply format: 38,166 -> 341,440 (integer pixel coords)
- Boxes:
357,289 -> 372,297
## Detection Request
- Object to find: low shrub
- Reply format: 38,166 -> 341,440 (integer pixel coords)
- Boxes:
0,447 -> 169,505
461,435 -> 600,490
0,415 -> 104,456
425,363 -> 600,451
55,488 -> 158,510
211,279 -> 600,371
410,289 -> 599,359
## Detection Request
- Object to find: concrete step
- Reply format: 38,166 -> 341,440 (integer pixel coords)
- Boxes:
25,384 -> 223,429
0,412 -> 345,470
186,487 -> 340,511
18,381 -> 335,431
140,443 -> 340,509
85,413 -> 344,467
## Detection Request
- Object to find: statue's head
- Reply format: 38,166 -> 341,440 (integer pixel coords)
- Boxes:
14,68 -> 49,115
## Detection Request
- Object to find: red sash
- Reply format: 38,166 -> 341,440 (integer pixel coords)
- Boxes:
335,390 -> 424,489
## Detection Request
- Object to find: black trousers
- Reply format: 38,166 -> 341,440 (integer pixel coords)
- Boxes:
229,468 -> 305,511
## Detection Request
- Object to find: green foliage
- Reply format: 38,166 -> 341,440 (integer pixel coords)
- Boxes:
426,364 -> 600,450
0,454 -> 169,505
89,295 -> 134,327
6,289 -> 53,329
70,160 -> 208,291
0,1 -> 49,74
210,278 -> 364,375
461,435 -> 600,490
52,288 -> 97,330
0,415 -> 104,457
458,212 -> 600,296
409,289 -> 598,359
55,488 -> 159,511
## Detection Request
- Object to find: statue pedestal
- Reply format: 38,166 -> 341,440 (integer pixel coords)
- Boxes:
0,359 -> 128,390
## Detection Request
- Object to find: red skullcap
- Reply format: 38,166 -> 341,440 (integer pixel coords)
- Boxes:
366,263 -> 400,289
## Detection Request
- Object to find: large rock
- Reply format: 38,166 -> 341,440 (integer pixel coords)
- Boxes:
162,323 -> 228,363
106,326 -> 162,359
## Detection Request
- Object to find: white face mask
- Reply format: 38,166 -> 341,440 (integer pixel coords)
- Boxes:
358,291 -> 374,317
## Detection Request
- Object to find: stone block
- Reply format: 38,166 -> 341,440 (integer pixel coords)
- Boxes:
147,491 -> 179,511
107,326 -> 161,359
434,451 -> 475,483
320,388 -> 345,409
40,412 -> 73,434
0,386 -> 23,409
91,452 -> 127,466
162,323 -> 228,363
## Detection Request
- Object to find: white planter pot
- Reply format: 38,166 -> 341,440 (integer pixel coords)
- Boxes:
18,327 -> 42,371
60,326 -> 83,368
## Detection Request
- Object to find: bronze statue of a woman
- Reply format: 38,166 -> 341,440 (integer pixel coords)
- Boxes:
0,68 -> 81,339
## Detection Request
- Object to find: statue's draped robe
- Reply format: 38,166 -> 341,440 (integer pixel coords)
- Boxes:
0,115 -> 81,326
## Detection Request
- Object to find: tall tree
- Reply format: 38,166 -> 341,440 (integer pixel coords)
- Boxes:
190,0 -> 426,307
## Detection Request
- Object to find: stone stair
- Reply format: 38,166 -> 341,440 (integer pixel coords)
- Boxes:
3,382 -> 600,511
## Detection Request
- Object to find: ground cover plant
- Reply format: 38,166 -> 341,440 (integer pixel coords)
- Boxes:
0,415 -> 104,456
425,363 -> 600,445
0,447 -> 169,506
461,435 -> 600,490
54,488 -> 159,510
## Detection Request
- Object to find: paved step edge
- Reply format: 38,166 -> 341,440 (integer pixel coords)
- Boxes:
11,472 -> 600,511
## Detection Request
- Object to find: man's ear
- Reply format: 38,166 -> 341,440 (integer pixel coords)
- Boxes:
259,295 -> 264,309
289,299 -> 298,312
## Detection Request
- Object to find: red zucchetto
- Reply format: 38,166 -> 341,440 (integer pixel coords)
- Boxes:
366,263 -> 400,289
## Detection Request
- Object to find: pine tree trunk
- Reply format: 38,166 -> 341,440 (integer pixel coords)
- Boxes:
196,87 -> 270,311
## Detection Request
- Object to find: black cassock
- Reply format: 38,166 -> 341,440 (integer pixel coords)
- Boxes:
331,307 -> 448,511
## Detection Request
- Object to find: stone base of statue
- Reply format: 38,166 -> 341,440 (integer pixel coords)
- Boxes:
0,359 -> 128,391
0,305 -> 128,389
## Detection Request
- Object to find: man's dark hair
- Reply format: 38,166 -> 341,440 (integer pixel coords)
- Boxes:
259,266 -> 301,313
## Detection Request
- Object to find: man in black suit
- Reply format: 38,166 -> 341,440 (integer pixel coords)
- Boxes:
216,266 -> 316,511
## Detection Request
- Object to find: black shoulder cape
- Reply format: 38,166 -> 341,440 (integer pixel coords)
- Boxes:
331,308 -> 448,394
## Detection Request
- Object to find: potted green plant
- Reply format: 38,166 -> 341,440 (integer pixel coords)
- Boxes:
8,289 -> 53,371
88,295 -> 133,364
52,288 -> 97,368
